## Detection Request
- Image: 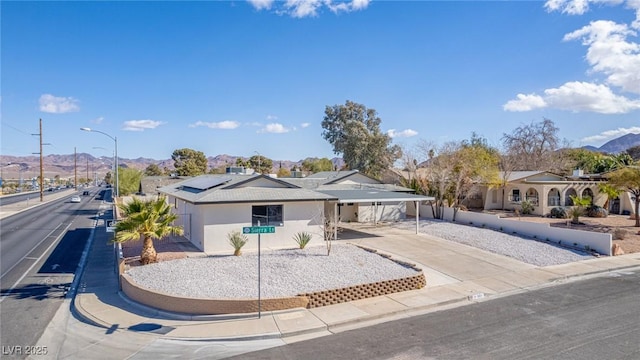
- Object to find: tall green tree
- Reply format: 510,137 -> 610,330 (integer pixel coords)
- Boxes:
114,196 -> 184,265
301,157 -> 334,174
321,100 -> 401,179
171,148 -> 208,176
248,155 -> 273,174
144,164 -> 163,176
607,166 -> 640,227
117,167 -> 143,196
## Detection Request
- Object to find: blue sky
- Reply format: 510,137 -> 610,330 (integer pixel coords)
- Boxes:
2,0 -> 639,162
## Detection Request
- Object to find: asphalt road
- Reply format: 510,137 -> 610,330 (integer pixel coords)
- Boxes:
0,190 -> 57,206
233,270 -> 640,360
0,189 -> 108,359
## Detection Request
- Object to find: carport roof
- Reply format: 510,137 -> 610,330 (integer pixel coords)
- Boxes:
318,189 -> 434,203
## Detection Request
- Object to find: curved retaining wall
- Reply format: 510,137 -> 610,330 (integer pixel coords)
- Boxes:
120,273 -> 310,315
121,270 -> 426,315
120,245 -> 427,315
300,272 -> 426,308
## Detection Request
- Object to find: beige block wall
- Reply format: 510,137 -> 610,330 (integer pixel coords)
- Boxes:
121,274 -> 309,315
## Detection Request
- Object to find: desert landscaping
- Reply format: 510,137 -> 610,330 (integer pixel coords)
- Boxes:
122,212 -> 640,269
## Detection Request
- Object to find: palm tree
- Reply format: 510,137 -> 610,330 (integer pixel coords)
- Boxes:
113,196 -> 183,265
569,195 -> 591,224
598,183 -> 621,212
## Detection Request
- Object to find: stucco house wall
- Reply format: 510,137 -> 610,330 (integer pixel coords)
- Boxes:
484,183 -> 607,216
191,201 -> 324,254
357,201 -> 406,223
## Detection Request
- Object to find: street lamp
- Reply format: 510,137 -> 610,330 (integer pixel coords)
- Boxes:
93,146 -> 114,187
81,127 -> 118,198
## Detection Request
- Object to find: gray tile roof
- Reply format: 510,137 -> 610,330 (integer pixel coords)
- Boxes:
317,189 -> 434,203
158,174 -> 423,205
157,174 -> 335,204
303,170 -> 359,179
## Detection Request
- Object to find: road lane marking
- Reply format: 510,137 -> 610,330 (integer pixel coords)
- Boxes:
0,222 -> 72,303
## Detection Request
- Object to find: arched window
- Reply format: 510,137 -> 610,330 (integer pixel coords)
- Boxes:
582,188 -> 594,204
548,188 -> 561,207
525,188 -> 539,205
565,188 -> 577,206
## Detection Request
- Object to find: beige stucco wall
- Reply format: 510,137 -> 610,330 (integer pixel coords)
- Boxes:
194,201 -> 325,254
358,201 -> 406,223
484,182 -> 607,216
121,273 -> 309,315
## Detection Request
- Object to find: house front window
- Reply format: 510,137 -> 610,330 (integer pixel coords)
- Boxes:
252,205 -> 283,226
510,189 -> 521,203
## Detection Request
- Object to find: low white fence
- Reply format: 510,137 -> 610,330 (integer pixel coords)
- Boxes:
416,204 -> 612,256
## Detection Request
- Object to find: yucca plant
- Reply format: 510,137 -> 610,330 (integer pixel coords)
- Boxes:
293,232 -> 312,249
228,230 -> 249,256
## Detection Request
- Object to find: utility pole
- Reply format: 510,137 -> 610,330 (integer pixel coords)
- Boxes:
31,119 -> 45,202
74,147 -> 78,190
86,156 -> 89,186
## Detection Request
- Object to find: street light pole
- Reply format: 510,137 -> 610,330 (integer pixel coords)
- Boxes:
81,127 -> 118,198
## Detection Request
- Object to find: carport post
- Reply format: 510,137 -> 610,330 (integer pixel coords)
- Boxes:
415,201 -> 420,234
334,202 -> 338,241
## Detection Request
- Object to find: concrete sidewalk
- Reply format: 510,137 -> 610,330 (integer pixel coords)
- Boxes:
72,220 -> 640,342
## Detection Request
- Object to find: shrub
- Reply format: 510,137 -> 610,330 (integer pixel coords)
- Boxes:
613,229 -> 628,240
550,207 -> 569,219
228,230 -> 249,256
586,205 -> 608,218
293,232 -> 312,249
569,206 -> 584,224
520,200 -> 534,215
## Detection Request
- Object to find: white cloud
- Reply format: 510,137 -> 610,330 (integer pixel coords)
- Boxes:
259,123 -> 290,133
581,126 -> 640,142
266,114 -> 278,120
544,81 -> 640,113
545,0 -> 625,15
92,116 -> 104,124
503,93 -> 547,111
122,119 -> 165,132
253,0 -> 370,18
387,129 -> 418,138
564,20 -> 640,94
300,122 -> 310,128
39,94 -> 80,113
248,0 -> 274,10
506,3 -> 640,114
188,120 -> 240,129
504,82 -> 640,114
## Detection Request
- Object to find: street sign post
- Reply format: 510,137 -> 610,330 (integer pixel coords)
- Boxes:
243,226 -> 275,234
106,219 -> 119,232
242,225 -> 276,318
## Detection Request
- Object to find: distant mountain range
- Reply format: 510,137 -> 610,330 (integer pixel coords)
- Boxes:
0,153 -> 345,180
2,133 -> 638,180
582,133 -> 640,154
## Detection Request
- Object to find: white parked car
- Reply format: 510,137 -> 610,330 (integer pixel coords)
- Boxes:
70,196 -> 81,203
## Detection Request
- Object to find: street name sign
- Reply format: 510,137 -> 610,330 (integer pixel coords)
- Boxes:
106,219 -> 119,232
243,226 -> 275,234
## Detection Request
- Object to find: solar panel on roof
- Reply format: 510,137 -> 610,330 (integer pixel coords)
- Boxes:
182,177 -> 232,191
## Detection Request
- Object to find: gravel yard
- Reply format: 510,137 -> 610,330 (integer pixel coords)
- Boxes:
126,219 -> 599,299
391,219 -> 595,266
126,244 -> 420,299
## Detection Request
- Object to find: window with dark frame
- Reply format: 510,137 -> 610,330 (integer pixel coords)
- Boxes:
252,205 -> 284,226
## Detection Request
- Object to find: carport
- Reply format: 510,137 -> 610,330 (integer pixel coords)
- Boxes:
318,189 -> 435,239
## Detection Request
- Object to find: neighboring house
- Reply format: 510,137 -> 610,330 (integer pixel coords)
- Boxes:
483,170 -> 635,216
284,170 -> 418,223
140,175 -> 192,196
157,172 -> 432,253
